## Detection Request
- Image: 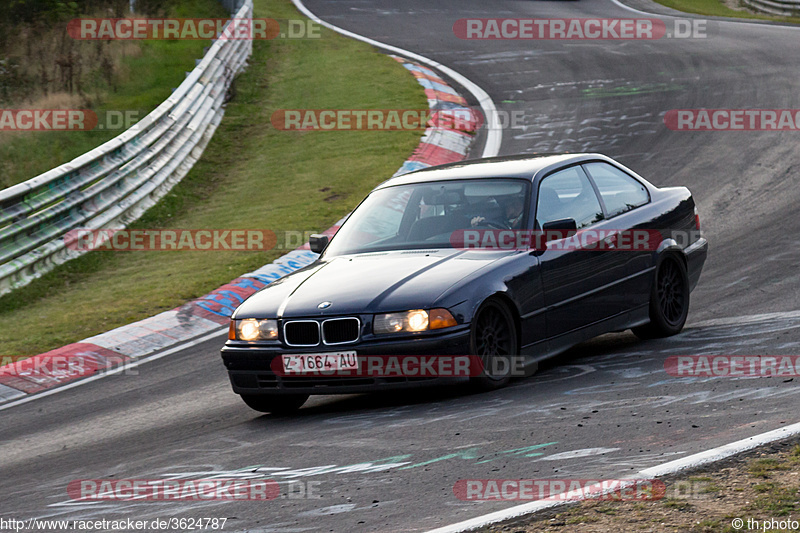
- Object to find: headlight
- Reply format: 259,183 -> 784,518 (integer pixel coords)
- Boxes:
373,309 -> 457,334
229,318 -> 279,341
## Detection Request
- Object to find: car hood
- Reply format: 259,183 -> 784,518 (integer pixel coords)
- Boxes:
233,249 -> 513,318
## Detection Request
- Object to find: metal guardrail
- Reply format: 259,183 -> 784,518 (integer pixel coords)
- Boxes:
0,0 -> 253,295
217,0 -> 247,13
743,0 -> 800,16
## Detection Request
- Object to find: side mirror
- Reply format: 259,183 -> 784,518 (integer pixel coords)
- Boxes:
309,234 -> 329,254
541,218 -> 577,242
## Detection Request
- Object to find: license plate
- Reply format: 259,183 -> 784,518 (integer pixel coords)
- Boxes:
282,351 -> 358,374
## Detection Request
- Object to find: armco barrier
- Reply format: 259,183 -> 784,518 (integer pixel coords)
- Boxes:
743,0 -> 800,15
0,0 -> 253,296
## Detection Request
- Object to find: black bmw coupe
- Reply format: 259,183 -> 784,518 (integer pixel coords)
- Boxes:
221,153 -> 708,413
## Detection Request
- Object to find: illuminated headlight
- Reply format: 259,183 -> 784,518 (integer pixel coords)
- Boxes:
373,309 -> 457,334
229,319 -> 279,341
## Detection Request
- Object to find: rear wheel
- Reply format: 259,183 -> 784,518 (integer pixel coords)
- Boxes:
469,299 -> 518,391
240,394 -> 309,414
633,254 -> 689,339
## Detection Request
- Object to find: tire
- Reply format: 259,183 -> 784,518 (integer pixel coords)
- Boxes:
240,394 -> 309,414
469,299 -> 518,391
633,254 -> 690,339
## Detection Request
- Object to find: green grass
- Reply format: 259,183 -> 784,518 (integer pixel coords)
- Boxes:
591,504 -> 619,515
748,485 -> 800,515
789,445 -> 800,462
565,515 -> 600,524
0,0 -> 426,356
748,457 -> 790,478
753,482 -> 777,493
662,498 -> 694,511
497,447 -> 800,533
0,0 -> 229,190
651,0 -> 800,23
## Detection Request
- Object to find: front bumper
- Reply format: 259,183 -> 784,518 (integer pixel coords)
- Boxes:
221,326 -> 472,395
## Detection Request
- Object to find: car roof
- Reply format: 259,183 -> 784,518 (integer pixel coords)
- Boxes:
377,153 -> 614,189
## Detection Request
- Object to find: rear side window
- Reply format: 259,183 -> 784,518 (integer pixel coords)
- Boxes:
584,162 -> 649,217
537,166 -> 603,229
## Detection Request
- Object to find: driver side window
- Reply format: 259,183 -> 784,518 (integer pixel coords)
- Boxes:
536,166 -> 603,229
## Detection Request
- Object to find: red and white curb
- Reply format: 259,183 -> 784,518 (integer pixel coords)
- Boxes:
392,56 -> 478,174
0,42 -> 485,406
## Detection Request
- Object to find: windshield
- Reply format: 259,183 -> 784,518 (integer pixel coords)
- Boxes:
323,179 -> 530,256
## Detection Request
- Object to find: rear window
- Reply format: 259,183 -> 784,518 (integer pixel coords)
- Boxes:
584,162 -> 649,217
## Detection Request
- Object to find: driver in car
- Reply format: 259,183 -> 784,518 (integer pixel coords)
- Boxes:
471,196 -> 524,229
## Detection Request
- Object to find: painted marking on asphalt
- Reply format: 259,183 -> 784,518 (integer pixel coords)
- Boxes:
398,442 -> 557,469
533,364 -> 596,383
298,504 -> 357,517
581,83 -> 683,98
535,448 -> 620,462
691,309 -> 800,328
42,444 -> 565,514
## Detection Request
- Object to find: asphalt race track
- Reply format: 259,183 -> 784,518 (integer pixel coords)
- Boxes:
4,0 -> 800,531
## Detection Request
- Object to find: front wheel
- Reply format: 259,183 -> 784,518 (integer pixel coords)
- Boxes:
240,394 -> 309,414
469,299 -> 518,391
633,254 -> 690,339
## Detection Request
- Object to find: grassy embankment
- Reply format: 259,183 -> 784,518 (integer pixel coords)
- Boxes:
652,0 -> 800,23
493,443 -> 800,533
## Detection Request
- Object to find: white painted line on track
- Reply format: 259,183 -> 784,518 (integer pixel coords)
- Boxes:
0,327 -> 227,413
427,422 -> 800,533
611,0 -> 660,17
608,0 -> 655,16
691,309 -> 800,328
637,422 -> 800,476
290,0 -> 502,158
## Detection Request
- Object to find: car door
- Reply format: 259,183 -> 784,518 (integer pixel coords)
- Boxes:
534,165 -> 617,340
581,161 -> 653,312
